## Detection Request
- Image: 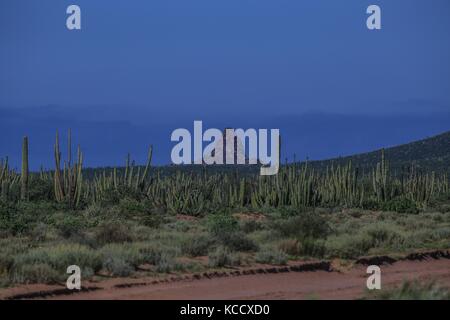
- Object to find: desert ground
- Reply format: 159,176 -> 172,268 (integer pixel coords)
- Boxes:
1,251 -> 449,300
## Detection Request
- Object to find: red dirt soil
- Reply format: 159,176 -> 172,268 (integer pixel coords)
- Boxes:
2,257 -> 450,300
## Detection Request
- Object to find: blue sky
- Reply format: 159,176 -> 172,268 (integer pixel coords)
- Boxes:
1,0 -> 450,168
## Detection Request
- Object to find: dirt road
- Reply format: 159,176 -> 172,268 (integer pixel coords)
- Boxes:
2,255 -> 449,300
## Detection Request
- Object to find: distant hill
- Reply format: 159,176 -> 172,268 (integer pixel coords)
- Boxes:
81,130 -> 450,179
308,130 -> 450,175
2,106 -> 450,170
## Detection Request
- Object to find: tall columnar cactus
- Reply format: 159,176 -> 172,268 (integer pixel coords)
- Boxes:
141,145 -> 153,185
21,136 -> 29,201
372,149 -> 389,202
1,180 -> 8,202
54,130 -> 83,208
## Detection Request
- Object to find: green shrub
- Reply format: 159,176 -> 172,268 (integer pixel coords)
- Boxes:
207,214 -> 256,252
368,280 -> 450,300
325,234 -> 374,259
361,197 -> 380,210
28,178 -> 54,202
28,223 -> 49,242
102,257 -> 134,277
96,188 -> 121,206
181,234 -> 213,257
141,213 -> 165,228
207,214 -> 238,236
94,221 -> 133,245
363,223 -> 405,248
154,253 -> 178,273
208,246 -> 241,268
221,231 -> 258,252
437,204 -> 450,213
275,206 -> 310,217
119,198 -> 150,215
84,204 -> 104,216
298,238 -> 326,258
429,227 -> 450,241
10,263 -> 60,284
328,222 -> 405,258
13,244 -> 102,273
55,215 -> 85,239
99,244 -> 142,269
271,213 -> 331,240
279,238 -> 330,259
138,245 -> 165,265
240,220 -> 263,233
0,239 -> 29,273
407,227 -> 450,246
97,187 -> 143,207
278,239 -> 301,256
0,202 -> 36,235
255,247 -> 287,265
382,198 -> 419,214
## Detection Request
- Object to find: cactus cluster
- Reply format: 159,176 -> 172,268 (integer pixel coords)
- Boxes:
0,157 -> 20,202
1,132 -> 449,215
54,130 -> 84,208
90,146 -> 153,203
90,149 -> 450,213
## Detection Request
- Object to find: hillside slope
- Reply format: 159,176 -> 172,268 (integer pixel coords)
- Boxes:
81,130 -> 450,178
309,130 -> 450,174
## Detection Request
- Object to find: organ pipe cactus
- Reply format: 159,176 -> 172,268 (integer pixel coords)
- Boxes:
54,130 -> 83,208
21,136 -> 29,201
1,132 -> 448,213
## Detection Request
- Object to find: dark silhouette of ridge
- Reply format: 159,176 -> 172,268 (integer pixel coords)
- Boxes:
308,130 -> 450,174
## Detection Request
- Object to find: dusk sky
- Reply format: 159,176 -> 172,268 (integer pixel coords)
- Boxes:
1,0 -> 450,168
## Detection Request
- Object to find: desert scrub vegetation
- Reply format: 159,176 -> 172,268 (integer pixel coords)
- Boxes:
255,247 -> 288,265
9,244 -> 102,284
366,280 -> 450,300
206,214 -> 258,252
0,134 -> 449,286
0,204 -> 449,286
1,133 -> 449,214
208,246 -> 242,268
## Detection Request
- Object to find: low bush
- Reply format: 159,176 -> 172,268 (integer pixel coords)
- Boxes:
207,214 -> 238,236
55,215 -> 85,239
181,234 -> 213,257
94,221 -> 133,245
28,178 -> 54,202
221,231 -> 258,252
325,234 -> 374,259
361,197 -> 380,210
10,263 -> 60,284
154,253 -> 180,273
368,280 -> 450,300
99,244 -> 142,270
298,238 -> 326,258
141,214 -> 165,229
278,239 -> 301,256
28,223 -> 49,242
382,198 -> 419,214
255,247 -> 287,265
102,256 -> 134,277
208,246 -> 241,268
271,213 -> 331,240
119,198 -> 151,215
363,223 -> 405,248
207,214 -> 257,252
11,244 -> 102,279
240,220 -> 263,234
